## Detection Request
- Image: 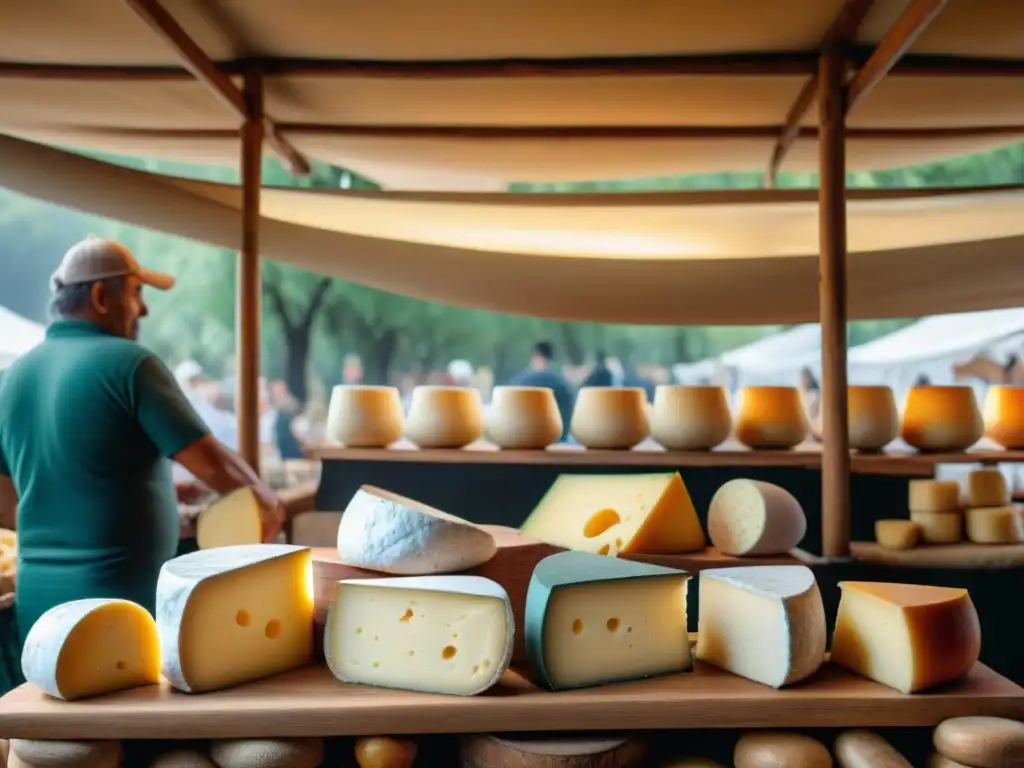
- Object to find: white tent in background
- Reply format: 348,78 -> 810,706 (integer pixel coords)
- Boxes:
0,305 -> 45,369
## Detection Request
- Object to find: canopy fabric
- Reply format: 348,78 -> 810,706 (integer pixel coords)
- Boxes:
2,1 -> 1024,187
3,133 -> 1024,326
0,305 -> 45,369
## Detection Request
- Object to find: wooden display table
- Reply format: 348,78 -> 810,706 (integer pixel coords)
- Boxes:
851,541 -> 1024,569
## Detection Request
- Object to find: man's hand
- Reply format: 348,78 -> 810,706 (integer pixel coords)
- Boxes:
251,483 -> 286,543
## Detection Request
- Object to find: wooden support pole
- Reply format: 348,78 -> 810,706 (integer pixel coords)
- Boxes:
818,48 -> 851,559
237,72 -> 263,473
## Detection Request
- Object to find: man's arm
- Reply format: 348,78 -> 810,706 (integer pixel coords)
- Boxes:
0,475 -> 16,532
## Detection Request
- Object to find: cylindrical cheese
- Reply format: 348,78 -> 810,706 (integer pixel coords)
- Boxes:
734,732 -> 832,768
650,385 -> 732,451
902,386 -> 983,452
734,387 -> 808,450
875,520 -> 920,550
326,385 -> 405,448
486,386 -> 563,449
569,387 -> 649,449
910,511 -> 964,544
354,737 -> 418,768
707,479 -> 806,556
933,716 -> 1024,768
965,506 -> 1024,544
209,739 -> 324,768
983,385 -> 1024,449
459,734 -> 646,768
847,386 -> 899,451
404,386 -> 484,449
909,480 -> 962,513
967,469 -> 1009,508
834,731 -> 912,768
9,740 -> 123,768
150,750 -> 216,768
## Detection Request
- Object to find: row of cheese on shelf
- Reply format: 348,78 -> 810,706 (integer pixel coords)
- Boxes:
876,472 -> 1024,550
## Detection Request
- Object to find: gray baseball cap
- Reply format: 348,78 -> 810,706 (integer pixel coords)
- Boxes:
51,238 -> 176,291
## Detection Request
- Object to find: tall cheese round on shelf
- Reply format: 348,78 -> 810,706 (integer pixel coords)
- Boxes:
570,387 -> 649,449
696,566 -> 826,688
404,386 -> 484,449
326,385 -> 404,448
967,468 -> 1009,507
485,386 -> 563,449
650,385 -> 731,451
209,739 -> 324,768
9,740 -> 122,768
902,386 -> 983,452
932,716 -> 1024,768
983,385 -> 1024,448
734,386 -> 808,450
336,485 -> 497,574
156,544 -> 314,693
21,598 -> 160,701
834,731 -> 912,768
734,733 -> 832,768
965,506 -> 1024,544
196,487 -> 262,549
847,386 -> 899,451
706,479 -> 806,556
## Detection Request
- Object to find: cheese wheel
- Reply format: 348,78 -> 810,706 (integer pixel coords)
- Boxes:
650,385 -> 732,451
902,386 -> 983,452
486,386 -> 563,449
933,716 -> 1024,768
875,520 -> 920,550
707,479 -> 806,556
150,751 -> 216,768
9,740 -> 122,768
404,386 -> 484,449
336,485 -> 497,574
965,506 -> 1024,544
910,511 -> 964,544
734,387 -> 808,450
569,387 -> 649,449
459,734 -> 646,768
967,469 -> 1010,508
909,480 -> 962,513
983,385 -> 1024,449
834,731 -> 912,768
209,739 -> 324,768
196,487 -> 262,549
928,755 -> 970,768
734,732 -> 832,768
847,386 -> 899,451
354,737 -> 418,768
326,385 -> 404,448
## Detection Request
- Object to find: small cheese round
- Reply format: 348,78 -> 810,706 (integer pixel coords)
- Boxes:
875,520 -> 920,550
485,386 -> 563,449
965,506 -> 1024,544
909,480 -> 962,514
707,479 -> 806,556
910,510 -> 964,544
569,387 -> 649,449
902,386 -> 983,452
734,732 -> 832,768
149,750 -> 216,768
734,387 -> 808,450
650,385 -> 732,451
933,716 -> 1024,768
404,386 -> 484,449
983,385 -> 1024,449
459,734 -> 645,768
209,738 -> 324,768
847,386 -> 899,451
355,737 -> 417,768
326,385 -> 405,448
9,740 -> 122,768
834,731 -> 912,768
967,469 -> 1009,508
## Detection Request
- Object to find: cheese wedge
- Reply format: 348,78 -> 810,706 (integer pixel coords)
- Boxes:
326,575 -> 513,695
525,551 -> 691,690
21,599 -> 159,701
966,469 -> 1009,508
707,479 -> 806,556
157,544 -> 314,693
830,582 -> 981,693
521,472 -> 705,556
196,487 -> 262,549
875,520 -> 920,550
696,566 -> 826,688
965,506 -> 1024,544
337,486 -> 496,574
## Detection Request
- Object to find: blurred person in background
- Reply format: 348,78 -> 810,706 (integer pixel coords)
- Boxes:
268,379 -> 305,460
173,360 -> 238,453
582,351 -> 614,388
448,359 -> 475,388
511,341 -> 574,441
798,367 -> 822,442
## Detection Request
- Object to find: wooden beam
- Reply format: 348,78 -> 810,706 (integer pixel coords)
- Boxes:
847,0 -> 950,113
123,0 -> 311,176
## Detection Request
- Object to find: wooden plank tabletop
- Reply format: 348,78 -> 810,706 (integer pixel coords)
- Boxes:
1,659 -> 1019,740
852,541 -> 1024,569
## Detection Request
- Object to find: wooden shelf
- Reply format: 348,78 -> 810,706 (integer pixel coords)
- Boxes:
852,541 -> 1024,569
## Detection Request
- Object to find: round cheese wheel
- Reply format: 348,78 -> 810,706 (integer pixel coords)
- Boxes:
902,386 -> 983,452
354,737 -> 418,768
965,506 -> 1024,544
459,733 -> 646,768
707,478 -> 806,555
404,386 -> 484,449
967,469 -> 1009,508
983,385 -> 1024,449
569,387 -> 649,449
834,731 -> 912,768
650,385 -> 732,451
149,751 -> 216,768
734,387 -> 808,450
326,385 -> 405,448
910,510 -> 964,544
847,386 -> 899,451
486,386 -> 563,449
932,716 -> 1024,768
874,520 -> 920,550
9,740 -> 122,768
734,732 -> 832,768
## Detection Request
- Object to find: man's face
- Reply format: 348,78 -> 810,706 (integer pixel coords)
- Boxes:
95,275 -> 149,340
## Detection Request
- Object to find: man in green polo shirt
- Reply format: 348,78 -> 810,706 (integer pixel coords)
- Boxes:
0,238 -> 286,645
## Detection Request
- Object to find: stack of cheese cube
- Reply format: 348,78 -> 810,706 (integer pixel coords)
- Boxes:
961,468 -> 1024,544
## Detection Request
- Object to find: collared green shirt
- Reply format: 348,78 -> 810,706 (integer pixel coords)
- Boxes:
0,319 -> 210,639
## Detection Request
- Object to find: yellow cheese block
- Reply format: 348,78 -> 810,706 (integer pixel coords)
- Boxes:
196,487 -> 262,549
521,472 -> 705,556
830,581 -> 981,693
875,520 -> 920,550
966,469 -> 1009,508
909,480 -> 961,513
965,506 -> 1024,544
910,511 -> 964,544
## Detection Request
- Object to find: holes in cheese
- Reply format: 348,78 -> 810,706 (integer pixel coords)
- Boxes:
569,387 -> 650,449
10,739 -> 123,768
707,479 -> 806,556
909,479 -> 962,513
210,738 -> 325,768
525,551 -> 692,691
733,732 -> 832,768
156,544 -> 314,693
337,486 -> 497,574
830,581 -> 981,693
965,506 -> 1024,544
910,511 -> 964,544
325,575 -> 513,695
20,598 -> 159,701
521,472 -> 705,556
875,520 -> 920,550
834,730 -> 912,768
902,385 -> 983,452
196,487 -> 262,549
967,469 -> 1010,508
404,386 -> 484,449
695,566 -> 826,689
932,716 -> 1024,768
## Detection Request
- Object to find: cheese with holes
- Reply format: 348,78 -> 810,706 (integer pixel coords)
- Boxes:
337,486 -> 496,574
967,469 -> 1009,508
521,472 -> 704,556
734,733 -> 832,768
909,480 -> 962,513
404,386 -> 484,448
835,731 -> 912,768
326,575 -> 512,695
569,387 -> 650,449
875,520 -> 920,550
10,740 -> 122,768
830,582 -> 981,693
707,479 -> 806,556
210,739 -> 325,768
965,506 -> 1024,544
196,487 -> 262,549
696,566 -> 825,688
20,599 -> 159,701
156,544 -> 314,693
911,511 -> 964,544
524,551 -> 691,691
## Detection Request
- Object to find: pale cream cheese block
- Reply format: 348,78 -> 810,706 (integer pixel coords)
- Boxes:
965,506 -> 1024,544
9,740 -> 122,768
734,732 -> 832,768
325,575 -> 514,695
696,566 -> 826,688
196,488 -> 262,549
21,599 -> 160,701
150,750 -> 217,768
209,739 -> 324,768
966,469 -> 1010,508
706,479 -> 806,556
336,486 -> 497,574
156,544 -> 314,693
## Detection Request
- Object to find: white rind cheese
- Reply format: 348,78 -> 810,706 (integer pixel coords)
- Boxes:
337,486 -> 496,574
